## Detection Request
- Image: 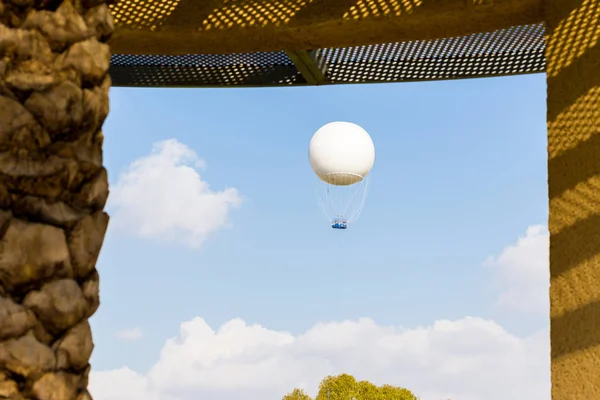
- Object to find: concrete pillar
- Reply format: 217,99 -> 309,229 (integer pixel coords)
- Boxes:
546,0 -> 600,398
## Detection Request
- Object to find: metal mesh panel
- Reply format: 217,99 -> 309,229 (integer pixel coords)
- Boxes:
110,23 -> 546,87
110,52 -> 304,87
317,23 -> 546,83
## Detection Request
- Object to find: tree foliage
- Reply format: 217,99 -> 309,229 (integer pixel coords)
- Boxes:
315,374 -> 357,400
356,380 -> 379,398
379,384 -> 418,400
282,388 -> 313,400
310,374 -> 418,400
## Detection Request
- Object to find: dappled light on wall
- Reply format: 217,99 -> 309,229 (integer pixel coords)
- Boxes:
550,173 -> 600,235
343,0 -> 422,20
546,0 -> 600,303
547,86 -> 600,160
546,0 -> 600,397
546,0 -> 600,245
545,0 -> 600,78
201,0 -> 314,30
109,0 -> 180,30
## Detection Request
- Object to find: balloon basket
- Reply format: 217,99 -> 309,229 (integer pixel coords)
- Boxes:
331,218 -> 348,230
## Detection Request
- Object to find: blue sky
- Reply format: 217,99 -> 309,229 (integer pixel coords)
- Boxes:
90,73 -> 550,400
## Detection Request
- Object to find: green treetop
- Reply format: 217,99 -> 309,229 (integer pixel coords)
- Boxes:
282,388 -> 313,400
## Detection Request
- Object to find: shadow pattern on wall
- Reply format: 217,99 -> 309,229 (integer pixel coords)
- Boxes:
546,0 -> 600,398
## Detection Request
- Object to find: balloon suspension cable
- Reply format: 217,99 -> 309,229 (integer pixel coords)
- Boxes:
316,174 -> 370,228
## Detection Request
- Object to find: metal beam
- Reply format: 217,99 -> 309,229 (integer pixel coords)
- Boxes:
285,50 -> 329,86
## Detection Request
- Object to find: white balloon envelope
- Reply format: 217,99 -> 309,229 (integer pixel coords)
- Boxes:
308,122 -> 375,229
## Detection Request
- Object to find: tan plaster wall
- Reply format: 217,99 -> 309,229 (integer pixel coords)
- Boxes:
546,0 -> 600,398
109,0 -> 544,55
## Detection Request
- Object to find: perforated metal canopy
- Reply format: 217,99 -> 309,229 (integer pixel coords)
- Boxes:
108,0 -> 545,88
110,22 -> 545,87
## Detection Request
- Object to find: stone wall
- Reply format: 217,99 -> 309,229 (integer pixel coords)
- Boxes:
0,0 -> 112,398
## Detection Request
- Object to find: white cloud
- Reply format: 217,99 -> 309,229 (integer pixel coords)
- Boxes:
486,225 -> 549,314
109,139 -> 242,248
116,328 -> 143,341
90,316 -> 550,400
89,367 -> 176,400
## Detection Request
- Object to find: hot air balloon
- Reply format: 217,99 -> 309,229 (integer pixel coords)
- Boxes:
309,122 -> 375,229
